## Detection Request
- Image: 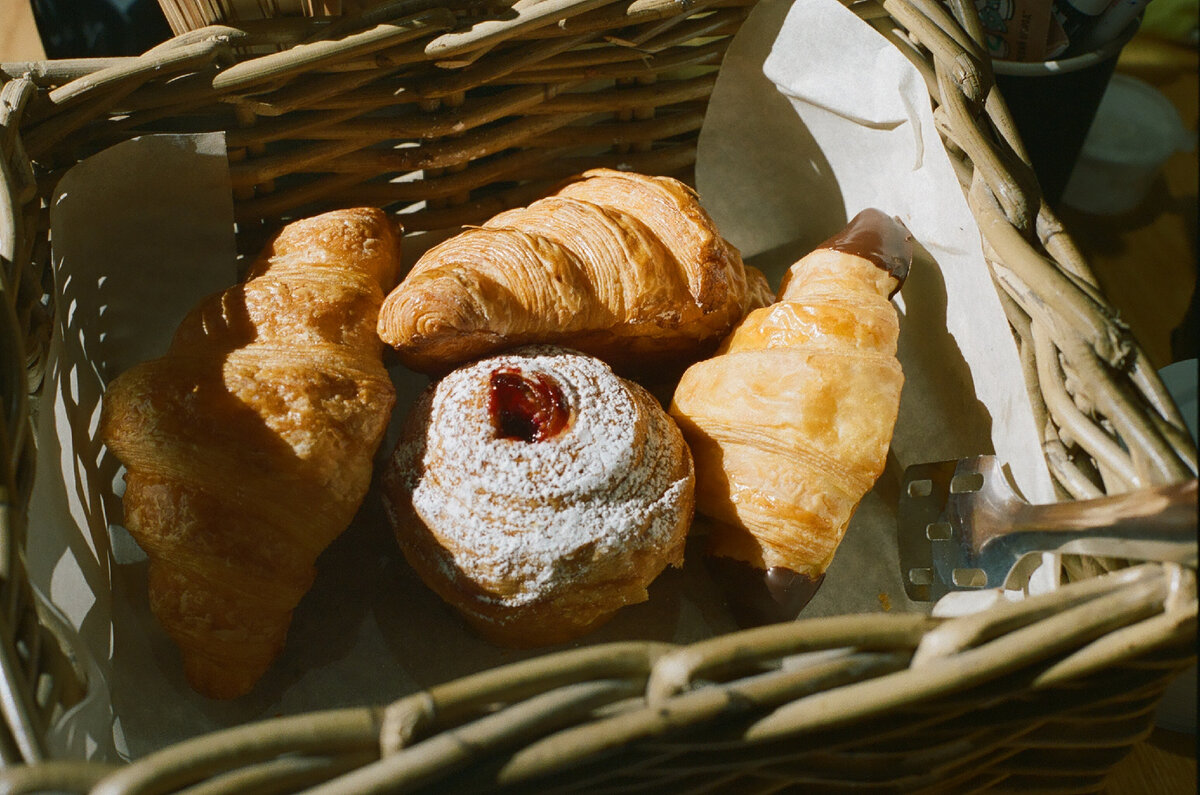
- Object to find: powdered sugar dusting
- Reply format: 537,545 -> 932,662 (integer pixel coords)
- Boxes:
393,346 -> 692,607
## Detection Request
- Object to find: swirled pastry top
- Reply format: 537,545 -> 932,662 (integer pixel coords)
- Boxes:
376,169 -> 772,375
386,346 -> 694,609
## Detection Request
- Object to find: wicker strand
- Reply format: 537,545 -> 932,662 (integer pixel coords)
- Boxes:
0,609 -> 43,764
742,573 -> 1176,743
384,641 -> 674,752
22,41 -> 235,159
1,76 -> 80,769
646,613 -> 937,704
89,709 -> 383,795
1028,319 -> 1142,492
45,40 -> 234,109
209,8 -> 457,91
226,61 -> 421,116
0,759 -> 119,794
322,680 -> 639,795
916,0 -> 1193,493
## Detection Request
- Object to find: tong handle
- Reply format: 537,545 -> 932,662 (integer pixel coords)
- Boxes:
994,478 -> 1197,567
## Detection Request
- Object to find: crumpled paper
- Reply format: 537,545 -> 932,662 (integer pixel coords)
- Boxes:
25,0 -> 1054,761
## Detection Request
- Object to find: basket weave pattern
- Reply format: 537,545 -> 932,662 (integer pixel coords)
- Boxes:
0,0 -> 1196,791
6,0 -> 752,237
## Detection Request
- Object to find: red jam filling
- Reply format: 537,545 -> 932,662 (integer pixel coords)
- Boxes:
488,367 -> 569,442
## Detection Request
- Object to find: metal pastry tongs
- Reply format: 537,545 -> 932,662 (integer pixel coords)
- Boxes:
898,455 -> 1198,602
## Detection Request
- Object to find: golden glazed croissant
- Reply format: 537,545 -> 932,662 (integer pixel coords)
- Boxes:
669,209 -> 911,625
99,208 -> 401,699
377,169 -> 773,375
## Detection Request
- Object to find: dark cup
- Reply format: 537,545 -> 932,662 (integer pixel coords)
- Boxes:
992,22 -> 1140,206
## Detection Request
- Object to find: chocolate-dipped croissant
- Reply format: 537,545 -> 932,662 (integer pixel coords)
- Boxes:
669,209 -> 910,625
99,208 -> 401,699
377,169 -> 773,376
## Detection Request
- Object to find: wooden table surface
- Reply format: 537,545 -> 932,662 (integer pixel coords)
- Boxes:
1,2 -> 1196,792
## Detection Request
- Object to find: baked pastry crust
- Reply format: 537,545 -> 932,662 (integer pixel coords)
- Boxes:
377,169 -> 772,375
669,209 -> 909,617
383,345 -> 695,646
99,208 -> 401,698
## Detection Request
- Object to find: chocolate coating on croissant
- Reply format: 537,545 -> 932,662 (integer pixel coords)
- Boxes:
819,208 -> 912,296
707,558 -> 825,628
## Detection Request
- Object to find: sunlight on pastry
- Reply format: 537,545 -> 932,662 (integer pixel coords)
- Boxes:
377,169 -> 773,377
99,209 -> 401,699
670,208 -> 911,626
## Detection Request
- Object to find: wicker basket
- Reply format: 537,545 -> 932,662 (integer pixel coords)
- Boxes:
0,0 -> 1196,791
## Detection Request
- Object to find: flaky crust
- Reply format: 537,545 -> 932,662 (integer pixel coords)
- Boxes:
670,212 -> 906,579
382,346 -> 695,646
99,208 -> 401,699
377,169 -> 772,375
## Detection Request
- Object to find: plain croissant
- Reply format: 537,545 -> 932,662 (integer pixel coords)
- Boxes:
99,208 -> 401,699
669,208 -> 910,625
377,168 -> 773,375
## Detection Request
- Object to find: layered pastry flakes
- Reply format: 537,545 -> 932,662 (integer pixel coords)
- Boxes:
377,169 -> 772,376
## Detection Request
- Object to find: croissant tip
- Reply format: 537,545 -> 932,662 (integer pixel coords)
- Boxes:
706,556 -> 826,628
820,208 -> 913,296
183,658 -> 265,700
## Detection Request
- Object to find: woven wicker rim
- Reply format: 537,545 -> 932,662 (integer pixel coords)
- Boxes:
0,0 -> 1196,791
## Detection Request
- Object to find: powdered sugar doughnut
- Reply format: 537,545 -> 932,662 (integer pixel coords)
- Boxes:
382,345 -> 695,645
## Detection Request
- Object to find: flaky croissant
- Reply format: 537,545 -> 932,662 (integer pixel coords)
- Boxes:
669,209 -> 910,625
377,168 -> 773,375
99,208 -> 401,699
